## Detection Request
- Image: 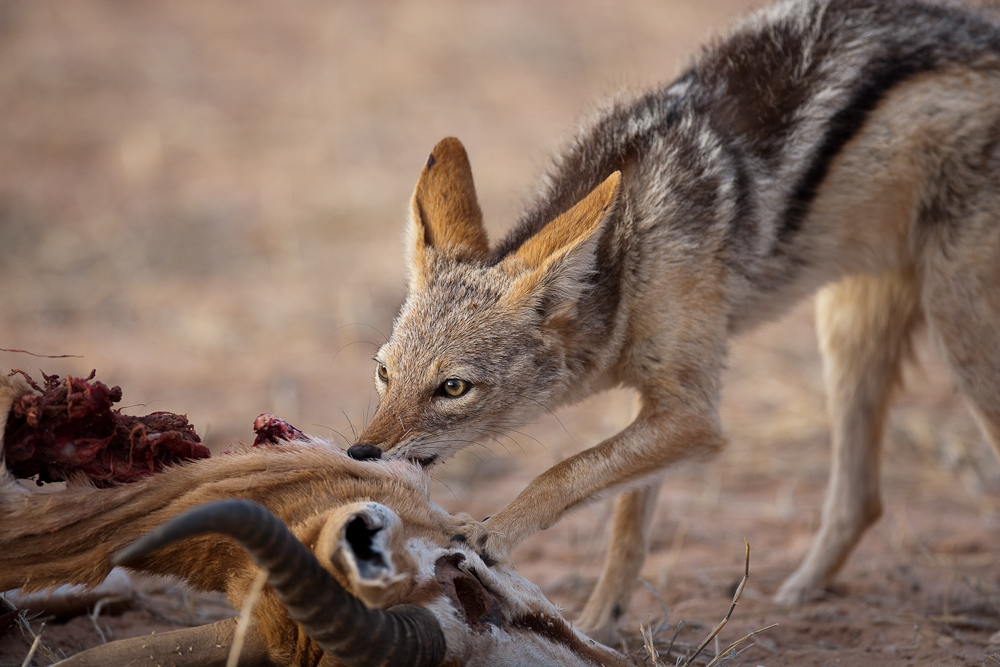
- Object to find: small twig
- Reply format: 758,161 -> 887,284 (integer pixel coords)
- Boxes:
640,616 -> 661,665
227,569 -> 268,667
1,595 -> 57,664
664,619 -> 685,662
683,539 -> 750,667
640,579 -> 670,634
88,607 -> 107,645
87,595 -> 129,644
20,623 -> 44,667
702,623 -> 779,667
0,348 -> 81,359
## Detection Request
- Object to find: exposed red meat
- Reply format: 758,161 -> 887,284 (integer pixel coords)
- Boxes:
252,413 -> 310,446
2,370 -> 209,487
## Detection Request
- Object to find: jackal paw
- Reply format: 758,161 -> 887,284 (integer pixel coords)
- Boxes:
773,572 -> 821,608
445,513 -> 512,567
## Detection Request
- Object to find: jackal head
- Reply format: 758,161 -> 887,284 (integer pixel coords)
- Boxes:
351,137 -> 621,466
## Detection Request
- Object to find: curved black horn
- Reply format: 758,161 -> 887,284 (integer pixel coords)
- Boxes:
114,499 -> 446,667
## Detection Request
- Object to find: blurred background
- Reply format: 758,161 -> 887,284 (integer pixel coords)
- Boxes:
3,2 -> 1000,664
0,0 -> 751,447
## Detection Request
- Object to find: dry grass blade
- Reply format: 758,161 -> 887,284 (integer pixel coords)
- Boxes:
702,623 -> 779,667
665,619 -> 685,661
640,616 -> 661,665
640,578 -> 671,634
0,348 -> 81,359
682,538 -> 751,667
227,568 -> 268,667
1,595 -> 57,665
19,623 -> 43,667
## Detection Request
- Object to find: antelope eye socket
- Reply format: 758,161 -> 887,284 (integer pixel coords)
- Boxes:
376,363 -> 389,383
439,378 -> 470,398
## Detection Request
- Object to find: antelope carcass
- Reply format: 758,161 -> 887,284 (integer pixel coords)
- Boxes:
0,375 -> 635,667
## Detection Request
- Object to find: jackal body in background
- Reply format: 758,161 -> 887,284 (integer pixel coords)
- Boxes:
351,0 -> 1000,639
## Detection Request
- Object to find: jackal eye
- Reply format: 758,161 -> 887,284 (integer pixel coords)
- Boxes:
438,378 -> 470,398
376,363 -> 389,383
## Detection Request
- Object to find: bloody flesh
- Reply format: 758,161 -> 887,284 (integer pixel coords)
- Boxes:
2,370 -> 209,487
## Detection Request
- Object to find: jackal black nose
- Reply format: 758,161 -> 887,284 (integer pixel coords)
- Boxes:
347,444 -> 383,461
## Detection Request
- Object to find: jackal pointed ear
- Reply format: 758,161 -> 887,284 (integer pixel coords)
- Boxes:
501,172 -> 622,317
409,137 -> 489,284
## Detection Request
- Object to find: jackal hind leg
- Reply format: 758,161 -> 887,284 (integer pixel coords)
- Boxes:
923,215 -> 1000,468
775,271 -> 922,607
575,481 -> 661,643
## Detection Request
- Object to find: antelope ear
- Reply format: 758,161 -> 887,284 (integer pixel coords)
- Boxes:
501,172 -> 622,317
408,137 -> 489,286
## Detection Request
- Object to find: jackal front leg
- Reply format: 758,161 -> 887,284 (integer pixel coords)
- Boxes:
458,404 -> 724,569
576,482 -> 661,643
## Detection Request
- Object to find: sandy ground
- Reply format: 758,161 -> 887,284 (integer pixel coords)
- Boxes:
3,1 -> 1000,665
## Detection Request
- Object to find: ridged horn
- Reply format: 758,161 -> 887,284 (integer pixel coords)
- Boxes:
114,499 -> 446,667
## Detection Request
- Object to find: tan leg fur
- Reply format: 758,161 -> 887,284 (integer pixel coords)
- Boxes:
775,271 -> 922,606
576,483 -> 662,642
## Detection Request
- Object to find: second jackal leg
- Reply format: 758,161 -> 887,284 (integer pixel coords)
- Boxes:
923,217 -> 1000,477
576,481 -> 661,642
775,271 -> 921,607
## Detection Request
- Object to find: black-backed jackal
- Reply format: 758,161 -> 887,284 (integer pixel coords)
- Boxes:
349,0 -> 1000,640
